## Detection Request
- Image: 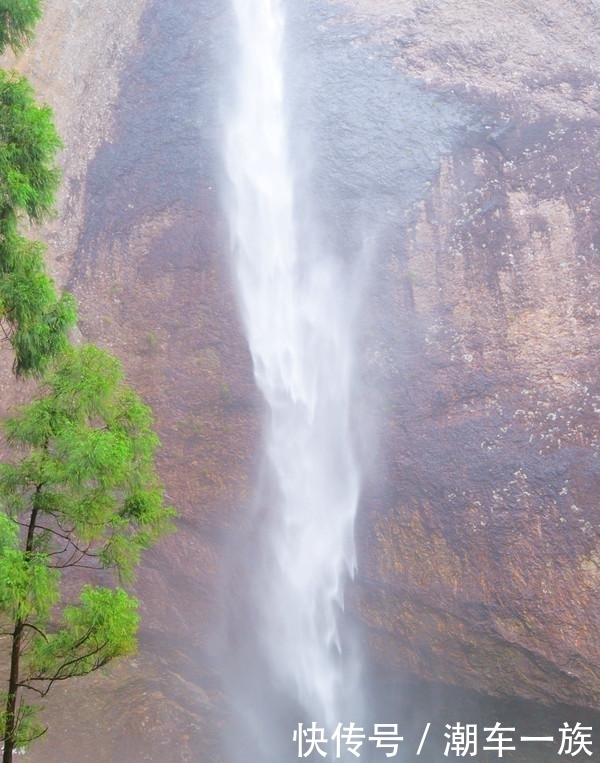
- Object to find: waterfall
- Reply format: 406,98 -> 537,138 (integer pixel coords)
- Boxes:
224,0 -> 361,737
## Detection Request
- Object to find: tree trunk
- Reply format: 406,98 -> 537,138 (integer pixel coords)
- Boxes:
2,621 -> 23,763
2,502 -> 39,762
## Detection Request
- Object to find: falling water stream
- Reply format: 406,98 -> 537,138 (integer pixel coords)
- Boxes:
224,0 -> 361,742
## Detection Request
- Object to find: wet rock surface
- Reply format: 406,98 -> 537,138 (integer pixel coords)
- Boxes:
342,0 -> 600,711
1,0 -> 599,760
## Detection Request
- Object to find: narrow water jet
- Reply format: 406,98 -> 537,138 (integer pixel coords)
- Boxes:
223,0 -> 362,746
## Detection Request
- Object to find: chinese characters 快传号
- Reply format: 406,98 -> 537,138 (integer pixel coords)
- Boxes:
293,722 -> 593,758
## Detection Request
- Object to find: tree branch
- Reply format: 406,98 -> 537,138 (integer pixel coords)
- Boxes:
21,623 -> 48,642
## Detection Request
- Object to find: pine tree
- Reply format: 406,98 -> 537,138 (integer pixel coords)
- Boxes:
0,345 -> 176,761
0,6 -> 177,761
0,30 -> 76,376
0,1 -> 41,55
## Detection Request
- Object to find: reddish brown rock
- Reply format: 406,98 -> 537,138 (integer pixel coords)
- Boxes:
347,0 -> 600,711
1,0 -> 600,761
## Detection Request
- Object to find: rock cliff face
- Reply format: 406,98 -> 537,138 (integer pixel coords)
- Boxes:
2,0 -> 600,760
342,0 -> 600,710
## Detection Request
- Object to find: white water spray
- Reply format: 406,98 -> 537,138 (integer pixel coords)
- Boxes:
225,0 -> 361,729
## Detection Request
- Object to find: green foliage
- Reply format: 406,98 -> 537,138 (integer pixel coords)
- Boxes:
0,346 -> 176,755
0,230 -> 77,376
1,344 -> 177,578
0,697 -> 43,751
0,7 -> 175,763
0,70 -> 75,377
0,8 -> 177,762
0,0 -> 41,55
28,586 -> 139,684
0,70 -> 61,225
0,513 -> 58,622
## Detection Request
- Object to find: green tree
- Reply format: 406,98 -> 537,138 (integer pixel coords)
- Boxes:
0,70 -> 61,224
0,0 -> 41,55
0,231 -> 77,377
0,67 -> 76,376
0,344 -> 177,762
